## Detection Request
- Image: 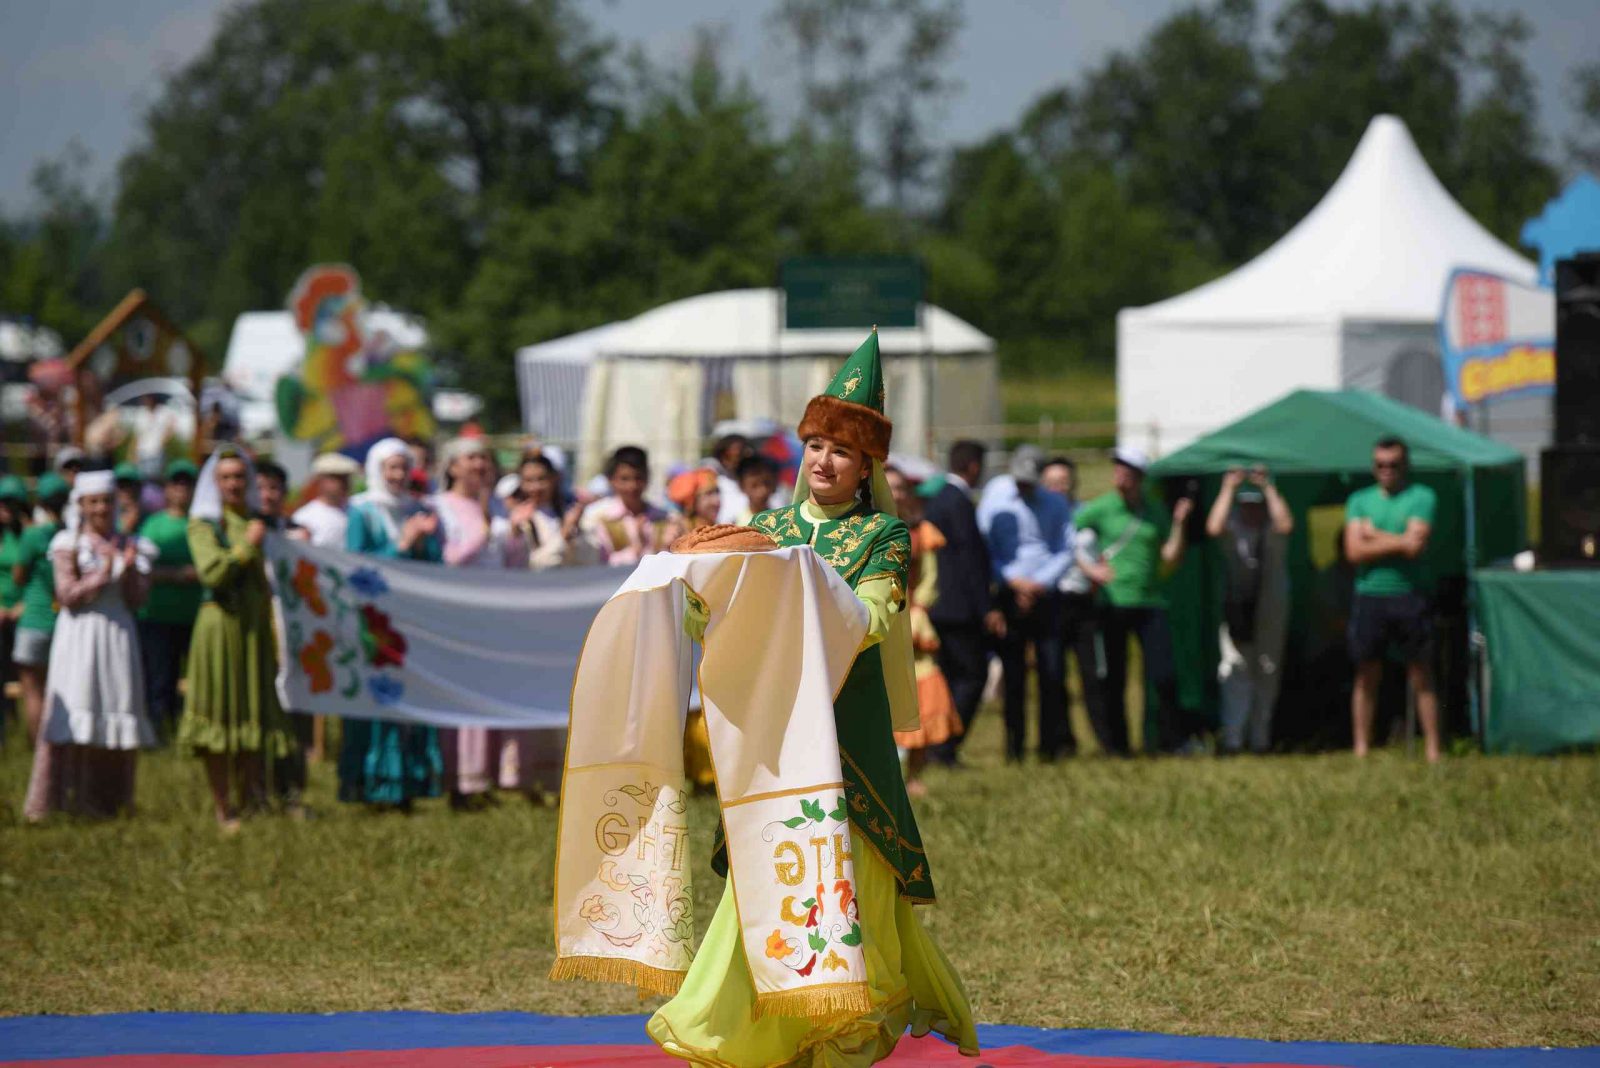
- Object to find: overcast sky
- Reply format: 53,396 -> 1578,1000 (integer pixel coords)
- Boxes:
2,0 -> 1596,213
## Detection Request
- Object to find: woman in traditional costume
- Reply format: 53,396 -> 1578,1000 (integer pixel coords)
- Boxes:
884,463 -> 962,799
177,447 -> 298,830
338,437 -> 445,811
647,333 -> 978,1065
23,470 -> 157,821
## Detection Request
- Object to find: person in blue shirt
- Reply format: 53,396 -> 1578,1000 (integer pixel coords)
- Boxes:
977,445 -> 1076,762
1040,455 -> 1111,756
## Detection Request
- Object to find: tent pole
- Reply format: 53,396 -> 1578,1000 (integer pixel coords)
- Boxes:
1463,464 -> 1483,747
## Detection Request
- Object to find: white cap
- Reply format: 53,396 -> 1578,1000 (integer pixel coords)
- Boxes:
1112,446 -> 1150,473
495,472 -> 521,501
311,453 -> 361,477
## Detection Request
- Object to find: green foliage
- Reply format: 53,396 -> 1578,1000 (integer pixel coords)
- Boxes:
0,0 -> 1577,423
0,143 -> 109,342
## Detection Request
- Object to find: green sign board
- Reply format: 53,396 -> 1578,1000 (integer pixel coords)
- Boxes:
781,257 -> 923,330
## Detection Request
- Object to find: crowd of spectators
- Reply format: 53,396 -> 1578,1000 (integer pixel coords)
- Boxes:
0,425 -> 1445,825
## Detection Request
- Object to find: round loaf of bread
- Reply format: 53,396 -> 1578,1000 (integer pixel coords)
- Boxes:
668,524 -> 780,554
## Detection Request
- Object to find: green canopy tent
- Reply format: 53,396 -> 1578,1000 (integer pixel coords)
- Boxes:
1147,389 -> 1526,749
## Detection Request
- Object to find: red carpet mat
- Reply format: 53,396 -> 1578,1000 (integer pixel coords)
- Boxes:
1,1013 -> 1594,1067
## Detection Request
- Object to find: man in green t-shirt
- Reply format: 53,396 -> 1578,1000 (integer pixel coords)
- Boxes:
1075,446 -> 1194,754
12,473 -> 68,746
1343,435 -> 1440,763
137,459 -> 201,738
0,476 -> 29,694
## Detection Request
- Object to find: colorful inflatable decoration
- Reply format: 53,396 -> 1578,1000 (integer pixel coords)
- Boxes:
275,265 -> 435,456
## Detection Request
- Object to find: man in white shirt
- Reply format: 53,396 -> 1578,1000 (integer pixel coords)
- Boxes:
292,452 -> 360,549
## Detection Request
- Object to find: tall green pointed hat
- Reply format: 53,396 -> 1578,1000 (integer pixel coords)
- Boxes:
796,329 -> 893,460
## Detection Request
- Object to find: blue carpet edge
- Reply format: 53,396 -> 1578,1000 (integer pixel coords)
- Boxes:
0,1012 -> 1596,1066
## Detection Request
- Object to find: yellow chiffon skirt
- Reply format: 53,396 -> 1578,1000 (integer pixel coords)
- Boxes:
646,843 -> 979,1066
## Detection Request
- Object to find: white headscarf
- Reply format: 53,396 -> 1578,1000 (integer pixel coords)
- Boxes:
351,437 -> 416,540
438,436 -> 489,492
191,445 -> 259,523
68,470 -> 116,531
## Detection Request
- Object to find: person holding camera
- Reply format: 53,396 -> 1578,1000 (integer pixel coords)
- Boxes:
1207,466 -> 1293,754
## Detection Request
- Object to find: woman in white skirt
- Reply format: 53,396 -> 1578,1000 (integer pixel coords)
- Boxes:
23,470 -> 157,821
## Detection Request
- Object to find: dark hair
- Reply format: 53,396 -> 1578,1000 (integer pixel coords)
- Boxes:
736,454 -> 778,481
1042,455 -> 1076,475
256,461 -> 289,486
520,454 -> 559,477
1374,436 -> 1408,459
947,439 -> 986,474
713,434 -> 750,461
606,445 -> 649,478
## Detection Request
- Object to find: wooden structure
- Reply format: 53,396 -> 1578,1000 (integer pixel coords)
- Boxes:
65,289 -> 208,459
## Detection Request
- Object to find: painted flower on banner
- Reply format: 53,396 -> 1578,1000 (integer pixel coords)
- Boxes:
293,559 -> 327,617
580,895 -> 618,926
765,930 -> 793,961
358,604 -> 407,668
368,674 -> 405,707
300,630 -> 335,693
348,566 -> 389,598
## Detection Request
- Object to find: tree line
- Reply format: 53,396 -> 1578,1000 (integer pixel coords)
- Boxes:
2,0 -> 1596,424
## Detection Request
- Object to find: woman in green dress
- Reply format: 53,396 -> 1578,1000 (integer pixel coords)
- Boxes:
647,333 -> 978,1066
177,447 -> 297,830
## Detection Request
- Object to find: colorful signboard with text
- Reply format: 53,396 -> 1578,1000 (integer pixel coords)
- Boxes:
1438,268 -> 1554,408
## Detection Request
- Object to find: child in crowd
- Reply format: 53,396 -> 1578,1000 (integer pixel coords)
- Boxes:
733,454 -> 779,524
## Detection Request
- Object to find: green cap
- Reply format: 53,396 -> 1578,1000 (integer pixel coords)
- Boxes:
0,475 -> 28,503
824,329 -> 886,414
164,458 -> 199,482
114,462 -> 142,484
35,472 -> 70,502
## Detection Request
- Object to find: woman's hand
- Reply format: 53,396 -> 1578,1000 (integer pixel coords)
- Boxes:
560,501 -> 585,541
400,511 -> 437,549
508,499 -> 537,528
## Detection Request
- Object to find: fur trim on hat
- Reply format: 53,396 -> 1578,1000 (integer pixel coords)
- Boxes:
797,394 -> 893,461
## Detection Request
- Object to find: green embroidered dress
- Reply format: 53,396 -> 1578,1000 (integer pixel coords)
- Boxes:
647,496 -> 977,1066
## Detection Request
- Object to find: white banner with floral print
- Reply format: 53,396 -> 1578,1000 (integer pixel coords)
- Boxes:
265,534 -> 627,727
552,546 -> 875,1021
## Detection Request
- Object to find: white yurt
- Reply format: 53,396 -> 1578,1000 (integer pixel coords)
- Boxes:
516,288 -> 999,479
1116,114 -> 1540,456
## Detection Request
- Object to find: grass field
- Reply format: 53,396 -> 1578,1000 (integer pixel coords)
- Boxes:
3,706 -> 1597,1049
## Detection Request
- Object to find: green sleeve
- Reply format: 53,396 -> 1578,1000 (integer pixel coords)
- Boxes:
1345,490 -> 1367,522
18,527 -> 45,569
188,518 -> 257,589
1075,496 -> 1104,535
857,519 -> 911,647
1410,486 -> 1437,525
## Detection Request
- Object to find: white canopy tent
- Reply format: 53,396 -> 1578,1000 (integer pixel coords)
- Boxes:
516,288 -> 1000,479
1117,114 -> 1541,456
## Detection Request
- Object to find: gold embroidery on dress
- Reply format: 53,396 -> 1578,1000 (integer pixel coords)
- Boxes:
820,513 -> 885,569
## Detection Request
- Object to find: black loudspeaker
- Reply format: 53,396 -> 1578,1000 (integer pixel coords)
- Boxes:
1541,445 -> 1600,566
1554,254 -> 1600,445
